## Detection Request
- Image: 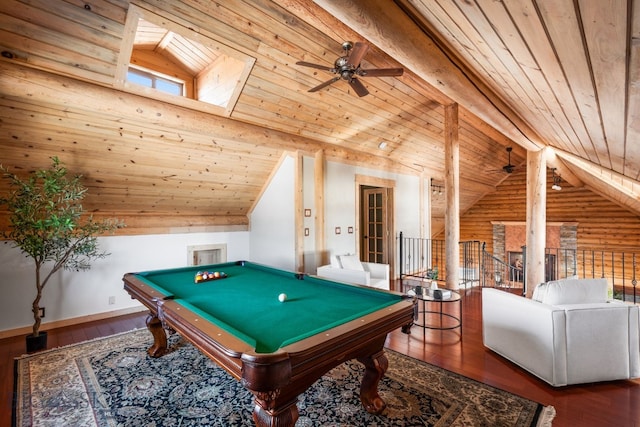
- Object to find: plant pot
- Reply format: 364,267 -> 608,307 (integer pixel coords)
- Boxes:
26,331 -> 48,353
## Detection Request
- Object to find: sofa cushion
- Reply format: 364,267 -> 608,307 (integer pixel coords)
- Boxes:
532,278 -> 608,305
531,283 -> 545,302
338,255 -> 365,271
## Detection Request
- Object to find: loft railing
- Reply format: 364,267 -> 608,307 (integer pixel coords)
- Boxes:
398,232 -> 444,281
539,246 -> 639,303
480,247 -> 525,292
397,232 -> 481,287
398,232 -> 640,303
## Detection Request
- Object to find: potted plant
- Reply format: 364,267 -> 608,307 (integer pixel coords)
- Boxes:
0,157 -> 124,352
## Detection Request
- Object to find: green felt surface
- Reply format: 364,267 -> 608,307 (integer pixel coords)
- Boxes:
135,261 -> 400,353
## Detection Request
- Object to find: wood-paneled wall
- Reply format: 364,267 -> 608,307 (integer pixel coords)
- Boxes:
0,0 -> 533,238
439,169 -> 640,253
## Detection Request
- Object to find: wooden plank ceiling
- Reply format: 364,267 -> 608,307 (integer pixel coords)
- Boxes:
0,0 -> 638,232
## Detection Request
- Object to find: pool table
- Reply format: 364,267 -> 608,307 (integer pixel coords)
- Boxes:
123,260 -> 414,427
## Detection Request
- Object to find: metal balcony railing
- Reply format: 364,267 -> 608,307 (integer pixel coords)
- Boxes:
397,232 -> 640,304
481,249 -> 525,291
397,232 -> 482,288
539,247 -> 639,303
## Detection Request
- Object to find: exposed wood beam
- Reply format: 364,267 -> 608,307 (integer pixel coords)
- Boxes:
0,61 -> 417,175
544,147 -> 584,188
555,149 -> 640,215
307,0 -> 544,152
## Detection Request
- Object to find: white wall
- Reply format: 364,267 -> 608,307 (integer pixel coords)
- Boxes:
249,155 -> 296,271
0,231 -> 250,332
0,154 -> 430,334
248,156 -> 428,275
246,155 -> 429,274
322,161 -> 426,264
392,172 -> 425,238
324,162 -> 358,255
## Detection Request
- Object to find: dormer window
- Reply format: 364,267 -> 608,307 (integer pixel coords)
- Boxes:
116,5 -> 255,117
127,66 -> 185,96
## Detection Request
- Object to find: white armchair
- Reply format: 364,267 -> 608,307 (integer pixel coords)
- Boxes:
483,278 -> 640,386
316,254 -> 390,290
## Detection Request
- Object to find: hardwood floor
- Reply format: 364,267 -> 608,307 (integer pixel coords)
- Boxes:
2,287 -> 639,426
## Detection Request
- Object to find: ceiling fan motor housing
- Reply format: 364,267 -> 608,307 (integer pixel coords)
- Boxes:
334,56 -> 355,80
296,41 -> 404,96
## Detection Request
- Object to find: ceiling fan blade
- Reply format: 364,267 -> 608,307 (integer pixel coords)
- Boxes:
308,76 -> 341,92
296,61 -> 334,72
349,78 -> 369,97
358,68 -> 404,77
348,42 -> 368,66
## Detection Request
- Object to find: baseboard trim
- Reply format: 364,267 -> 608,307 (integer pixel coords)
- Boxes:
0,306 -> 148,339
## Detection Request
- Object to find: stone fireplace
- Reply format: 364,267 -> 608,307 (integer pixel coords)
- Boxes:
492,221 -> 577,281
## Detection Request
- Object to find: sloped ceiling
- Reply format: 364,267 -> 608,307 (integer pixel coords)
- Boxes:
0,0 -> 638,231
308,0 -> 640,211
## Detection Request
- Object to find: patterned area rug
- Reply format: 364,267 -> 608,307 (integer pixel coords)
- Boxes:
14,329 -> 555,426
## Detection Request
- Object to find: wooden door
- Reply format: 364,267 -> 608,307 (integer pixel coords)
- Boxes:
362,187 -> 388,264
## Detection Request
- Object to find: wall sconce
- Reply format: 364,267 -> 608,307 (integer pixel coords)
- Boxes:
551,168 -> 562,191
431,178 -> 443,196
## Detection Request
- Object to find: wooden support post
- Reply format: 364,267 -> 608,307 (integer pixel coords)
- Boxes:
295,152 -> 304,272
315,150 -> 326,267
422,174 -> 430,240
525,149 -> 547,297
444,104 -> 460,290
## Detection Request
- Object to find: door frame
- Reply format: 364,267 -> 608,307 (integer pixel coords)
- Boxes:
355,174 -> 396,283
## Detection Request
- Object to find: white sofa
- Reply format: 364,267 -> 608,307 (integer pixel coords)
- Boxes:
316,254 -> 389,290
483,278 -> 640,386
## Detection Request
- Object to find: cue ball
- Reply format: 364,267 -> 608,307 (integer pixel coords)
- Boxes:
278,293 -> 287,302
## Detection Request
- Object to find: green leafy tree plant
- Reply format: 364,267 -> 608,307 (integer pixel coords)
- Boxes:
0,157 -> 124,341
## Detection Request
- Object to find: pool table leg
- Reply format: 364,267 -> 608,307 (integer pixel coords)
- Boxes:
357,349 -> 388,414
145,314 -> 168,358
251,394 -> 298,427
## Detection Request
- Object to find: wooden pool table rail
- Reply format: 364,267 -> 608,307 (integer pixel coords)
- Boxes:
123,271 -> 415,427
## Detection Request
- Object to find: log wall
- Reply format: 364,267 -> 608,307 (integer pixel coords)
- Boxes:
447,168 -> 640,253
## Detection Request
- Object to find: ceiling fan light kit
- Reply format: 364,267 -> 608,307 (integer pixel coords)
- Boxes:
296,41 -> 404,97
431,179 -> 443,196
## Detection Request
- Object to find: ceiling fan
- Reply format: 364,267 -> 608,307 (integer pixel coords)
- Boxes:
487,147 -> 520,174
296,41 -> 404,97
502,147 -> 516,173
